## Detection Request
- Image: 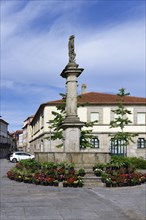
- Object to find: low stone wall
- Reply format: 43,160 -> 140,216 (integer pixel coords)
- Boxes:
35,152 -> 111,168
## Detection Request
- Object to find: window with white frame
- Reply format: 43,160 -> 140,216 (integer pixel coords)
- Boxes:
110,138 -> 126,155
137,113 -> 145,124
137,138 -> 146,148
90,112 -> 99,123
90,137 -> 99,148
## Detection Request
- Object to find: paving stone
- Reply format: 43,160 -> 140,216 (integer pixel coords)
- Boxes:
0,159 -> 146,220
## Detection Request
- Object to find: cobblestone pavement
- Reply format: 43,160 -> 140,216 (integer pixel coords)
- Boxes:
0,159 -> 146,220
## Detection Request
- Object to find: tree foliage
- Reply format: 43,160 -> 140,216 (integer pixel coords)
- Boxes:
48,94 -> 66,148
49,93 -> 97,148
110,88 -> 137,147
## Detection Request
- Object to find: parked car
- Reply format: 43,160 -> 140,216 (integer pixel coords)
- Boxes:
10,152 -> 35,163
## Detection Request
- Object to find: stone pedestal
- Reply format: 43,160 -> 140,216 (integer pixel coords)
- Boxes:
35,152 -> 111,167
62,127 -> 81,152
60,63 -> 84,152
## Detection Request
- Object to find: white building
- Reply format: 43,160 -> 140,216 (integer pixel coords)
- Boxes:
22,116 -> 34,152
27,90 -> 146,159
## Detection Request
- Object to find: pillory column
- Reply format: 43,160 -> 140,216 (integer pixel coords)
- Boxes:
60,35 -> 84,152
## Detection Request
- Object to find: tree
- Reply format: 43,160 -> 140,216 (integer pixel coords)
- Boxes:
49,93 -> 97,148
110,88 -> 137,149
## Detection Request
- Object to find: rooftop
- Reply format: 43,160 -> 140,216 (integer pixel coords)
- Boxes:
46,92 -> 146,105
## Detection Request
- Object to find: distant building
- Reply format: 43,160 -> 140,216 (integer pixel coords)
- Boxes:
0,118 -> 16,158
22,116 -> 34,152
11,130 -> 23,151
26,88 -> 146,159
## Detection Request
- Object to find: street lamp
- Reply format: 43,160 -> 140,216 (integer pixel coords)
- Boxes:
47,120 -> 53,152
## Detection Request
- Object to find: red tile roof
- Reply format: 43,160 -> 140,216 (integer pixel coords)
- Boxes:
30,92 -> 146,124
46,92 -> 146,105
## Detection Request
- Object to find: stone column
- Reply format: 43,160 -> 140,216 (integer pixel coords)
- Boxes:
61,65 -> 83,122
60,35 -> 84,152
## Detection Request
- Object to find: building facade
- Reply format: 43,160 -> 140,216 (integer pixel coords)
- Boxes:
22,116 -> 34,152
0,118 -> 16,158
26,91 -> 146,159
11,130 -> 23,151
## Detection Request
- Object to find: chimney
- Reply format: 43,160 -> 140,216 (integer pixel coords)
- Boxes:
81,84 -> 86,94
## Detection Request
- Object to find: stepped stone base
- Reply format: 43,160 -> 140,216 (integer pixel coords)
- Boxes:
83,177 -> 105,187
83,168 -> 105,187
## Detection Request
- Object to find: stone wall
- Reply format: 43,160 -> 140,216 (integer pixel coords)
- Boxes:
35,152 -> 111,168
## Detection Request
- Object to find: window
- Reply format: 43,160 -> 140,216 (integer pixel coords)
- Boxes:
40,115 -> 44,128
91,112 -> 99,122
21,153 -> 31,156
15,153 -> 22,155
110,139 -> 126,156
137,138 -> 146,149
91,137 -> 99,148
137,113 -> 145,124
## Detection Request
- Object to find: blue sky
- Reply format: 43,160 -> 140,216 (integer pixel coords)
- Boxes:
1,0 -> 145,132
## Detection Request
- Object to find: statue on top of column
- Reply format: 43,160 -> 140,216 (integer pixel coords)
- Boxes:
68,35 -> 76,64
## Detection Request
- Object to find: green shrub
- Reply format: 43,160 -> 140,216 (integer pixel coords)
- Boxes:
19,159 -> 41,170
128,157 -> 146,169
111,156 -> 146,169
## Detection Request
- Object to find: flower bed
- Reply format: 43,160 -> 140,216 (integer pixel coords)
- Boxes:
7,159 -> 84,188
94,161 -> 146,187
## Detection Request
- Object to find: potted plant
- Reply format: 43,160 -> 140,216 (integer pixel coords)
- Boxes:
67,177 -> 76,187
7,171 -> 14,180
63,180 -> 68,187
78,179 -> 84,187
130,179 -> 136,186
101,172 -> 108,183
112,181 -> 117,187
141,176 -> 145,184
94,168 -> 102,177
53,180 -> 59,186
78,168 -> 85,177
105,178 -> 112,187
68,163 -> 75,174
34,178 -> 40,185
17,175 -> 23,182
23,176 -> 31,183
45,177 -> 54,186
73,180 -> 78,187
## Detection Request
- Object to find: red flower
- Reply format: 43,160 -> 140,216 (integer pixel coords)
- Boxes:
58,168 -> 65,174
45,177 -> 54,183
67,177 -> 76,183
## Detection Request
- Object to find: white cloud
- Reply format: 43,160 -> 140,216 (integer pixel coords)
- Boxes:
1,79 -> 15,89
77,20 -> 145,74
2,19 -> 145,95
1,1 -> 145,131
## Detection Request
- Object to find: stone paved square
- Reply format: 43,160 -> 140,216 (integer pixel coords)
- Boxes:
0,159 -> 146,220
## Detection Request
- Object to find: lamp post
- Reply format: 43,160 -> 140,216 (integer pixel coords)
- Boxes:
49,127 -> 51,152
47,121 -> 53,152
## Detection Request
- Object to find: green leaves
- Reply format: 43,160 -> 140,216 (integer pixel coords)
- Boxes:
48,94 -> 65,147
80,120 -> 98,148
49,93 -> 96,149
111,132 -> 136,146
117,88 -> 130,97
110,117 -> 132,130
110,88 -> 137,147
